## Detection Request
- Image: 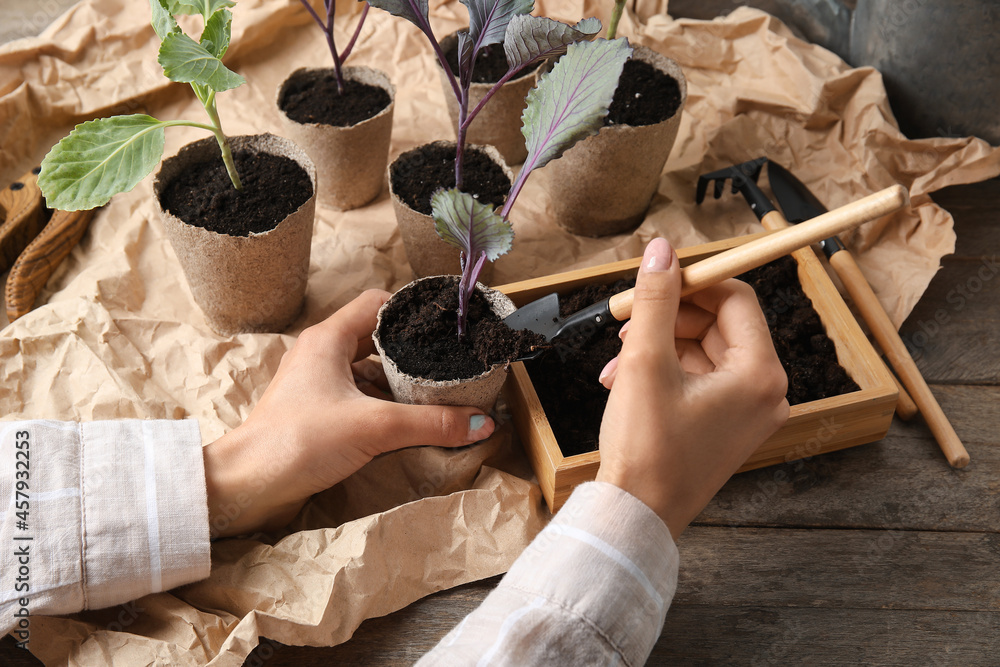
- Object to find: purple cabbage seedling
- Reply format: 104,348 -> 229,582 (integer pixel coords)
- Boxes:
297,0 -> 370,94
431,37 -> 632,338
366,0 -> 601,187
38,0 -> 245,211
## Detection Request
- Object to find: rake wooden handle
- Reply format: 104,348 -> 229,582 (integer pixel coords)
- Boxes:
5,208 -> 94,322
607,185 -> 909,319
0,168 -> 45,273
829,249 -> 969,467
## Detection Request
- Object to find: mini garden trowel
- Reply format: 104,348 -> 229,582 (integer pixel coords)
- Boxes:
505,183 -> 909,361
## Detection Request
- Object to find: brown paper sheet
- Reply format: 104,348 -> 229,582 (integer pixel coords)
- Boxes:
1,0 -> 998,663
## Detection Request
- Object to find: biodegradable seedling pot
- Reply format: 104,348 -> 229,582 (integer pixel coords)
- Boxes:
373,275 -> 517,413
497,236 -> 898,511
277,66 -> 395,210
154,133 -> 316,336
388,141 -> 513,280
436,32 -> 538,165
543,45 -> 687,237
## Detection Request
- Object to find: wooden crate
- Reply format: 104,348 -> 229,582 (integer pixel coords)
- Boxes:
497,235 -> 899,512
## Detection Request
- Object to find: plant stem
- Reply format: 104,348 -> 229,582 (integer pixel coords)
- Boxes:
461,64 -> 523,132
607,0 -> 627,39
201,99 -> 243,191
455,87 -> 469,187
325,0 -> 345,93
340,3 -> 369,64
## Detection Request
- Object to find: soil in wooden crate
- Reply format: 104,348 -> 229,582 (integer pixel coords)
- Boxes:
160,150 -> 312,236
390,143 -> 510,215
280,74 -> 391,127
527,256 -> 860,457
378,277 -> 544,381
444,42 -> 539,83
606,59 -> 682,127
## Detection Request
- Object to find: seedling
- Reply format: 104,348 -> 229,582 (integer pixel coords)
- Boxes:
297,0 -> 370,94
431,37 -> 632,337
607,0 -> 626,39
367,0 -> 601,187
38,0 -> 246,211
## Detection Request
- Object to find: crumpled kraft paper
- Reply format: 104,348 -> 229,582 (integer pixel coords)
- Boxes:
1,0 -> 998,663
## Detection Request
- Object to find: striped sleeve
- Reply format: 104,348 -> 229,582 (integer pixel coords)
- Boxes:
418,481 -> 679,667
1,419 -> 211,634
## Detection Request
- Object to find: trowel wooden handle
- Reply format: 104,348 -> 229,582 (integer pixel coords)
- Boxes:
607,185 -> 909,320
829,249 -> 969,468
0,168 -> 45,273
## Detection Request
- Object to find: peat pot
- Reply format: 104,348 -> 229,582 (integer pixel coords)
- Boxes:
388,141 -> 512,280
373,275 -> 517,413
277,66 -> 395,210
543,45 -> 687,237
154,133 -> 316,336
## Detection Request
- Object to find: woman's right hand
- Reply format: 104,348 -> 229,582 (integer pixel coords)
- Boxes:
596,238 -> 790,539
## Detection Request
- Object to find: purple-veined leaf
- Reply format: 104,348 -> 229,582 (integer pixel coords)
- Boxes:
501,37 -> 629,218
366,0 -> 429,32
462,0 -> 533,54
503,15 -> 601,72
432,188 -> 514,337
457,30 -> 474,89
431,188 -> 513,261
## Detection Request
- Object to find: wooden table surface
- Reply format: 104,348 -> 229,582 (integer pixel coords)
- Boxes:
3,177 -> 998,665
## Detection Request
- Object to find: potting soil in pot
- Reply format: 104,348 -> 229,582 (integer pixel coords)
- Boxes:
160,149 -> 312,236
527,256 -> 860,457
378,276 -> 543,381
444,42 -> 539,83
279,73 -> 391,127
389,143 -> 510,215
606,59 -> 683,127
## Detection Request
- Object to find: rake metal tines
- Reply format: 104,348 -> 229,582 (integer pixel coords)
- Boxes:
695,157 -> 773,220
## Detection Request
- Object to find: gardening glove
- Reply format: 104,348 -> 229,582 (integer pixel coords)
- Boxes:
203,289 -> 496,538
596,238 -> 790,539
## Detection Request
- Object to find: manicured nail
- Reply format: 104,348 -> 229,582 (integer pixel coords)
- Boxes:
469,414 -> 487,432
598,357 -> 618,386
643,237 -> 674,272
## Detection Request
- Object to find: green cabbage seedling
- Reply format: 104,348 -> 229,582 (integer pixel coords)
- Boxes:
38,0 -> 246,211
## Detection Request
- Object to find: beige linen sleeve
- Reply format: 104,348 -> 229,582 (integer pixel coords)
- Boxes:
418,481 -> 679,667
1,419 -> 211,637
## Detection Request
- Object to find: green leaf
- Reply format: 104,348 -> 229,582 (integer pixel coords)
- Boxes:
159,32 -> 245,91
149,0 -> 180,39
519,38 -> 630,174
462,0 -> 533,52
431,188 -> 513,262
366,0 -> 429,33
37,115 -> 167,211
170,0 -> 234,18
200,7 -> 232,58
504,16 -> 601,71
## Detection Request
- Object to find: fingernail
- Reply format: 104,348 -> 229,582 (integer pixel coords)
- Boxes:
469,414 -> 487,432
642,237 -> 674,273
598,357 -> 618,385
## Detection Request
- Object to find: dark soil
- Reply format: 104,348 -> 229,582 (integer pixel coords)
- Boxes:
606,58 -> 682,127
160,149 -> 312,236
279,72 -> 391,127
527,257 -> 859,457
160,150 -> 312,236
378,276 -> 544,381
739,256 -> 860,405
390,143 -> 510,215
444,42 -> 538,83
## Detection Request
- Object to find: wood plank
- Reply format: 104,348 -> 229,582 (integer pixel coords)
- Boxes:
898,258 -> 1000,384
698,385 -> 1000,532
651,605 -> 1000,665
931,177 -> 1000,260
673,527 -> 999,611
